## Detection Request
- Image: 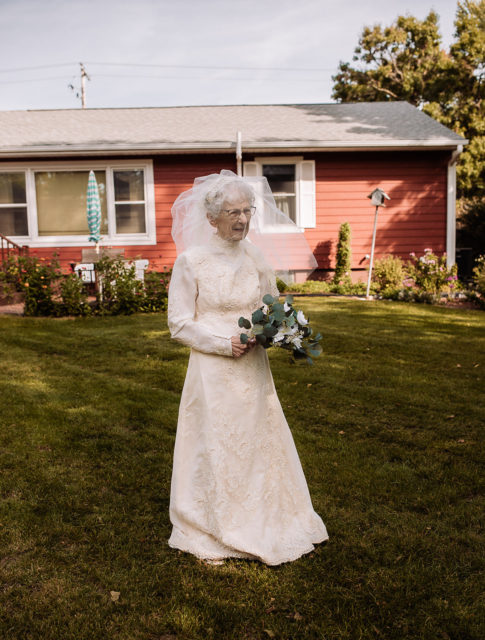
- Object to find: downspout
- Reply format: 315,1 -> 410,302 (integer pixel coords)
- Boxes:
446,144 -> 463,268
236,131 -> 242,177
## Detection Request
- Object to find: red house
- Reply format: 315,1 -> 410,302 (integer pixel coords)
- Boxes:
0,102 -> 466,279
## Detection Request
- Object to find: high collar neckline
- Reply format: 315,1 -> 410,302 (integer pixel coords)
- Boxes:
210,232 -> 245,252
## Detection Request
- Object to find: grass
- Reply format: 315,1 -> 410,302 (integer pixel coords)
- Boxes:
0,299 -> 484,640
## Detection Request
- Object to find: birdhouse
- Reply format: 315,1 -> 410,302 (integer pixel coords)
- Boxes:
367,188 -> 391,207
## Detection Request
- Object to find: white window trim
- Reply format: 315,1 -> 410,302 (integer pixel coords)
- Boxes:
0,159 -> 156,247
243,156 -> 316,229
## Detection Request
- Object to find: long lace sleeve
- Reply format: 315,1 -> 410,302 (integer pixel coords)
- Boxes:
168,253 -> 233,357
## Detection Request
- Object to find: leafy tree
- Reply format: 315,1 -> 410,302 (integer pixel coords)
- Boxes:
332,1 -> 485,257
332,11 -> 450,106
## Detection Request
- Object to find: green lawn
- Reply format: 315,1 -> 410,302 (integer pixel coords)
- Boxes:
0,299 -> 483,640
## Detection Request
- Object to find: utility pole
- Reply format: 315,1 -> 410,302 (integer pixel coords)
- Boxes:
80,63 -> 90,108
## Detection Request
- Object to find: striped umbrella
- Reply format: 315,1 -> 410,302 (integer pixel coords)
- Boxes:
86,170 -> 101,252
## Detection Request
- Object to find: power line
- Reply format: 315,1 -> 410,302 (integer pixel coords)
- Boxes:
0,60 -> 337,75
0,63 -> 77,74
86,61 -> 337,72
0,71 -> 335,85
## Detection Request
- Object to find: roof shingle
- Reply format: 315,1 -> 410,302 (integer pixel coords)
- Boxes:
0,102 -> 466,156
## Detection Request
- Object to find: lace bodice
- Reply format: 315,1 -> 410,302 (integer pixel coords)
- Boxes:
168,234 -> 278,356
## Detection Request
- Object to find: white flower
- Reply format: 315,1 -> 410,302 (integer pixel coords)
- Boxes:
290,335 -> 303,349
262,303 -> 269,315
296,310 -> 308,326
273,329 -> 287,343
284,302 -> 291,312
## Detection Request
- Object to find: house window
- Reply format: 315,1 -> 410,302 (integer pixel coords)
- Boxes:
0,161 -> 155,247
113,170 -> 146,234
243,157 -> 316,228
35,170 -> 108,236
0,172 -> 29,236
262,164 -> 296,223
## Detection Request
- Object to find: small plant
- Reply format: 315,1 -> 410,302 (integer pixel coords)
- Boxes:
276,277 -> 288,293
407,249 -> 458,296
465,254 -> 485,309
59,273 -> 91,316
333,222 -> 352,286
139,270 -> 171,312
18,255 -> 62,317
373,255 -> 406,298
95,255 -> 144,315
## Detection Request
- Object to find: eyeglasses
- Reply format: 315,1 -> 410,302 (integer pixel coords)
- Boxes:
221,206 -> 256,220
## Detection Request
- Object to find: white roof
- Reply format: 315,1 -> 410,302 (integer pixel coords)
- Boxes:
0,102 -> 466,157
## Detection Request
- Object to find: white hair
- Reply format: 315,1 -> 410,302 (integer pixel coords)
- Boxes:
204,177 -> 255,220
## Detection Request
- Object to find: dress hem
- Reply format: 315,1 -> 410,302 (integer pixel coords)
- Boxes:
167,533 -> 329,567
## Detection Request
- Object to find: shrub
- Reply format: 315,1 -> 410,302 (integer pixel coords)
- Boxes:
18,255 -> 62,317
59,273 -> 91,316
95,255 -> 144,315
407,249 -> 458,295
333,222 -> 352,285
372,255 -> 405,297
465,254 -> 485,309
472,255 -> 485,296
139,270 -> 170,312
276,277 -> 287,293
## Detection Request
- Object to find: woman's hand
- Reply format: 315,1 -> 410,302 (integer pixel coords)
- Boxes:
231,335 -> 257,358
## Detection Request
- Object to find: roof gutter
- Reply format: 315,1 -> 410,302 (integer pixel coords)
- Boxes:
0,139 -> 468,159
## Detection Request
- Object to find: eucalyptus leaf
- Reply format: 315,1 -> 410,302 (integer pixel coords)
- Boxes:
262,294 -> 275,305
285,294 -> 294,304
240,333 -> 249,344
263,323 -> 279,337
238,317 -> 251,329
272,309 -> 286,322
256,333 -> 267,345
252,324 -> 264,335
252,309 -> 264,324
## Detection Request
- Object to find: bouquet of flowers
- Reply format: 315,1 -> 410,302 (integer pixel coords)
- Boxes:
238,294 -> 323,364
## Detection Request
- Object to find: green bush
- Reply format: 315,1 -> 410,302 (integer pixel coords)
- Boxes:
18,255 -> 62,317
333,222 -> 352,285
139,270 -> 170,312
95,255 -> 144,315
465,254 -> 485,309
59,273 -> 91,316
276,277 -> 287,293
407,249 -> 458,295
284,280 -> 331,294
0,254 -> 170,317
372,255 -> 405,297
472,254 -> 485,296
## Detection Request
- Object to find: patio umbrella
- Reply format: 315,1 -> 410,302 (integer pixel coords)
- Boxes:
86,170 -> 101,253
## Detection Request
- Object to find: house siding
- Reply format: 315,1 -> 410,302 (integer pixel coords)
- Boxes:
246,150 -> 448,276
2,150 -> 449,277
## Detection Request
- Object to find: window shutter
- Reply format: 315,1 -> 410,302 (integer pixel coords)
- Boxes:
243,161 -> 260,177
298,160 -> 316,228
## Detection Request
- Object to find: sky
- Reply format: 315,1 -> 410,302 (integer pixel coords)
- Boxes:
0,0 -> 461,111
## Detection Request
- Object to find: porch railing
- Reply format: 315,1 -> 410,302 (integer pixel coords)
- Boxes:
0,233 -> 29,264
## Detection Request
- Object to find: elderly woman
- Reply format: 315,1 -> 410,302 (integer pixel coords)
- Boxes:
167,170 -> 328,565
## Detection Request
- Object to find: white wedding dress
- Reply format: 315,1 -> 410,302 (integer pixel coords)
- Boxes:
167,234 -> 328,565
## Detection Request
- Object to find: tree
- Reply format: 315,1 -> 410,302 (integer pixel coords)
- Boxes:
333,222 -> 352,284
332,11 -> 450,106
332,1 -> 485,258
